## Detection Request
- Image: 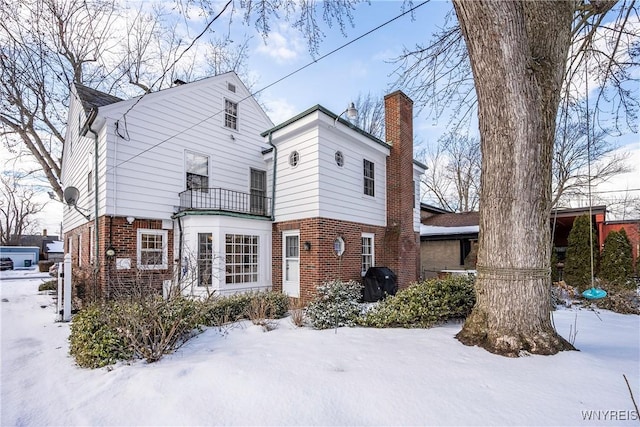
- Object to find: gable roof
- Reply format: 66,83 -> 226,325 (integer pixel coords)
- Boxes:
75,83 -> 123,114
261,104 -> 391,149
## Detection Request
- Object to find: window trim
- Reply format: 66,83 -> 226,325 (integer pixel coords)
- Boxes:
185,150 -> 210,192
363,159 -> 375,197
224,234 -> 259,285
137,229 -> 168,270
197,233 -> 213,287
361,233 -> 375,275
224,98 -> 238,130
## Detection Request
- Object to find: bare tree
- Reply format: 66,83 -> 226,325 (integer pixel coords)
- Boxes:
553,117 -> 631,207
449,0 -> 633,356
0,172 -> 46,246
420,132 -> 481,213
1,0 -> 253,201
351,92 -> 386,139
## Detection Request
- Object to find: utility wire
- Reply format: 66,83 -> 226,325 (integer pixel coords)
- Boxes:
109,1 -> 429,172
118,0 -> 233,121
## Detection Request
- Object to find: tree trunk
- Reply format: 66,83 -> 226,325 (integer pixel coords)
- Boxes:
452,0 -> 576,356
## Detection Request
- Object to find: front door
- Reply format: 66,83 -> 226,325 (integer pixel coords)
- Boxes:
282,230 -> 300,298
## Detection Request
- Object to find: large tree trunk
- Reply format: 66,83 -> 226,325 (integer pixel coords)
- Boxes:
452,1 -> 576,356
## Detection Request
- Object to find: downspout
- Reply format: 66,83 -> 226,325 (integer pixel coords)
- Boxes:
81,108 -> 100,296
268,132 -> 277,221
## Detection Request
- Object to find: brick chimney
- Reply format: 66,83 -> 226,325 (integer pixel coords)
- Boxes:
384,90 -> 419,288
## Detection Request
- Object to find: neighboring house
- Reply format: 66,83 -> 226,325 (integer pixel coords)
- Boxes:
419,205 -> 639,278
420,211 -> 479,277
62,72 -> 426,303
0,246 -> 40,268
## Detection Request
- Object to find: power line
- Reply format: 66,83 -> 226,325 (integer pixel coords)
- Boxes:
108,1 -> 430,171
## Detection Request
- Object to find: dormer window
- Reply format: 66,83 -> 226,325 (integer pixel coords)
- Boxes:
225,99 -> 238,130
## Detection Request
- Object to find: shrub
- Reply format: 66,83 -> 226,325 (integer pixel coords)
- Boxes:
600,229 -> 634,288
200,291 -> 289,327
69,303 -> 133,368
564,214 -> 599,292
38,260 -> 54,273
306,280 -> 363,329
116,295 -> 204,363
360,275 -> 476,328
38,279 -> 57,292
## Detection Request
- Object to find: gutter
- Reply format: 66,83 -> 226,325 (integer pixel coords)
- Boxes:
80,108 -> 101,283
267,132 -> 276,221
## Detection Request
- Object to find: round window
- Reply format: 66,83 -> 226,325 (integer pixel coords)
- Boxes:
335,151 -> 344,167
289,151 -> 299,167
333,236 -> 345,257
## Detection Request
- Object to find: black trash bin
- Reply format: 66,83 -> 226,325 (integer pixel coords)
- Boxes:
362,267 -> 397,302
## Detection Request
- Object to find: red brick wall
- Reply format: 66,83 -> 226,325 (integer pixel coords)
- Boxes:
64,216 -> 174,302
273,218 -> 387,304
384,90 -> 420,287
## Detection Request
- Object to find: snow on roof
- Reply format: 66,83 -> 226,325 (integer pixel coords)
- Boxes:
46,241 -> 64,253
420,224 -> 479,236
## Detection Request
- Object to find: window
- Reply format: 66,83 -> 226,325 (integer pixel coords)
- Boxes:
289,151 -> 299,167
225,99 -> 238,130
87,170 -> 93,194
225,234 -> 258,284
250,169 -> 267,215
227,82 -> 236,93
335,151 -> 344,167
363,159 -> 375,196
137,229 -> 168,269
198,233 -> 213,287
362,233 -> 375,274
186,151 -> 209,192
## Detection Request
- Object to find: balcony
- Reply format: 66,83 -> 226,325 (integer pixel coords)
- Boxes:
178,188 -> 271,218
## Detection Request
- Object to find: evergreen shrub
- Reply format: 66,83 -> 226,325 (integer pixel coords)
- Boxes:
360,275 -> 476,328
69,303 -> 133,368
599,229 -> 634,288
306,279 -> 363,329
564,214 -> 599,291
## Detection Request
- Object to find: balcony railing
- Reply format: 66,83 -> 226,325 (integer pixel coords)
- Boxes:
178,188 -> 271,218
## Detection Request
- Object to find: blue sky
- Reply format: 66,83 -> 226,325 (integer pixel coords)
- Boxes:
32,0 -> 639,233
240,0 -> 453,145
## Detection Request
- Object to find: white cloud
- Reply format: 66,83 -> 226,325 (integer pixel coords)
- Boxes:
255,24 -> 305,64
262,97 -> 300,126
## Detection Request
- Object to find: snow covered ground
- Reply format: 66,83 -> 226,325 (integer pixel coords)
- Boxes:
1,270 -> 639,426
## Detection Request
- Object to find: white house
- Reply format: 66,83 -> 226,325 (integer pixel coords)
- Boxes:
61,72 -> 426,303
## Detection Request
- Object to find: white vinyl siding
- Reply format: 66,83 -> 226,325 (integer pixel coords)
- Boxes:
271,110 -> 389,226
84,73 -> 273,223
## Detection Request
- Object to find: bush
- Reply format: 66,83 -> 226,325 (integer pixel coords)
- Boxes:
564,214 -> 599,291
306,280 -> 363,329
69,303 -> 133,368
69,290 -> 290,368
600,229 -> 634,288
38,279 -> 57,292
38,260 -> 54,273
360,275 -> 476,328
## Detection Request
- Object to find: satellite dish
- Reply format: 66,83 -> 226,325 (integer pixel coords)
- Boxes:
63,186 -> 80,206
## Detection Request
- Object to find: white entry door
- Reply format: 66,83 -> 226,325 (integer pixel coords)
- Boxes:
282,230 -> 300,298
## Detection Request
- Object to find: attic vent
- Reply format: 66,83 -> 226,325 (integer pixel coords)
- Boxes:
227,83 -> 236,93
